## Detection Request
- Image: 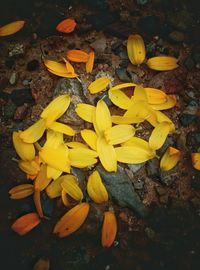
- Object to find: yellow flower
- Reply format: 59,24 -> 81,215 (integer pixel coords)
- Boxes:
127,34 -> 146,65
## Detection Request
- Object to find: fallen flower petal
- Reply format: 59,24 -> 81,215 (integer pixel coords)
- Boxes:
104,124 -> 135,145
44,59 -> 77,78
81,129 -> 97,150
46,175 -> 67,198
145,88 -> 167,105
66,50 -> 89,63
191,153 -> 200,170
160,147 -> 181,171
9,184 -> 34,199
108,89 -> 131,109
66,141 -> 88,149
149,122 -> 171,150
20,118 -> 46,143
149,95 -> 176,110
33,189 -> 43,218
49,121 -> 75,136
101,211 -> 117,248
86,51 -> 95,73
147,56 -> 178,71
87,170 -> 108,203
111,115 -> 144,125
11,212 -> 41,236
88,77 -> 110,94
63,58 -> 75,73
95,100 -> 112,134
153,111 -> 175,133
0,20 -> 25,36
19,159 -> 40,175
127,34 -> 146,65
56,18 -> 76,33
47,68 -> 77,78
53,203 -> 90,237
61,176 -> 83,202
75,103 -> 95,123
109,83 -> 137,91
13,131 -> 35,161
69,148 -> 98,168
133,85 -> 147,102
47,165 -> 62,180
34,164 -> 51,191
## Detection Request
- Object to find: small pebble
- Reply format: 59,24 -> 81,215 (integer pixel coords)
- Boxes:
9,72 -> 18,85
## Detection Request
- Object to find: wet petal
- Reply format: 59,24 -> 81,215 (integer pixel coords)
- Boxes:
49,121 -> 75,136
147,56 -> 178,71
45,130 -> 63,149
11,212 -> 41,236
149,95 -> 176,110
46,175 -> 67,198
108,89 -> 131,109
101,211 -> 117,248
88,77 -> 110,94
20,119 -> 46,143
145,87 -> 167,104
0,20 -> 25,36
86,51 -> 95,73
87,170 -> 108,203
191,153 -> 200,170
13,131 -> 35,161
149,122 -> 171,150
111,115 -> 144,125
34,164 -> 51,191
160,147 -> 181,171
56,18 -> 76,33
69,148 -> 98,168
104,124 -> 135,145
127,34 -> 146,65
95,100 -> 112,134
9,184 -> 34,199
66,50 -> 89,62
33,189 -> 43,218
75,103 -> 95,123
97,136 -> 117,172
53,203 -> 90,237
81,129 -> 97,150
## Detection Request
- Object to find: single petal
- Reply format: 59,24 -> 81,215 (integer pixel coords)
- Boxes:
81,129 -> 97,150
19,119 -> 46,143
108,89 -> 131,109
95,100 -> 112,134
101,211 -> 117,248
44,59 -> 77,78
53,203 -> 90,237
191,153 -> 200,170
45,130 -> 63,149
69,148 -> 98,168
47,68 -> 77,78
61,176 -> 83,201
152,111 -> 175,133
149,95 -> 176,110
66,141 -> 88,149
87,170 -> 108,203
122,136 -> 150,148
34,164 -> 51,191
33,189 -> 43,218
66,50 -> 89,62
61,190 -> 70,207
109,83 -> 137,91
0,20 -> 25,36
46,175 -> 67,198
133,85 -> 147,102
124,101 -> 150,119
48,121 -> 75,136
13,131 -> 35,161
115,145 -> 155,163
86,51 -> 95,73
41,95 -> 70,126
63,58 -> 75,73
149,122 -> 171,150
47,165 -> 62,180
147,56 -> 178,71
111,115 -> 144,125
75,103 -> 95,123
145,88 -> 167,104
127,34 -> 146,65
160,147 -> 181,171
104,125 -> 135,145
97,136 -> 117,172
56,18 -> 76,33
18,160 -> 40,175
11,212 -> 41,236
88,77 -> 110,94
9,184 -> 34,199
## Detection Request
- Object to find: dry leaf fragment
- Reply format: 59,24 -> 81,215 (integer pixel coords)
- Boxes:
147,56 -> 178,71
9,184 -> 34,199
0,20 -> 25,36
127,34 -> 146,65
56,18 -> 76,33
101,211 -> 117,248
160,147 -> 181,171
88,77 -> 110,94
66,50 -> 89,62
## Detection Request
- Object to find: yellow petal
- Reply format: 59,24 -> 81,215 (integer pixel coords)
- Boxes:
39,144 -> 70,173
9,184 -> 34,199
95,100 -> 112,134
75,103 -> 95,123
0,20 -> 25,36
45,130 -> 63,149
149,122 -> 171,150
115,145 -> 155,164
87,170 -> 108,203
145,88 -> 167,104
61,189 -> 70,207
149,95 -> 176,110
66,141 -> 88,149
53,203 -> 90,237
104,125 -> 135,145
88,77 -> 110,94
101,211 -> 117,248
147,56 -> 178,71
69,148 -> 98,168
19,119 -> 46,143
97,136 -> 117,172
47,165 -> 62,180
48,121 -> 75,136
109,83 -> 137,91
160,147 -> 181,171
47,68 -> 77,78
34,164 -> 51,191
122,136 -> 150,148
13,131 -> 35,161
41,95 -> 70,126
33,189 -> 43,218
111,115 -> 144,125
44,59 -> 77,78
191,153 -> 200,170
46,175 -> 67,198
81,129 -> 97,150
63,57 -> 75,73
108,89 -> 131,109
152,111 -> 175,133
66,50 -> 89,63
18,160 -> 40,175
124,101 -> 150,119
127,34 -> 146,65
133,85 -> 147,102
86,51 -> 95,73
61,176 -> 83,201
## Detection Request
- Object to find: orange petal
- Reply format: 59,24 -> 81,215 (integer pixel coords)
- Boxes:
33,189 -> 44,218
34,164 -> 51,191
66,50 -> 89,63
147,56 -> 178,71
11,213 -> 41,236
0,20 -> 25,36
56,18 -> 76,33
9,184 -> 34,199
101,211 -> 117,248
86,51 -> 95,73
191,153 -> 200,170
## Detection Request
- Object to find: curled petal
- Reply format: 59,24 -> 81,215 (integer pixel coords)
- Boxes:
46,175 -> 68,198
108,89 -> 131,109
11,212 -> 41,236
104,125 -> 135,145
69,148 -> 98,168
63,58 -> 75,73
191,153 -> 200,170
13,131 -> 35,161
19,159 -> 40,175
88,77 -> 110,94
149,95 -> 176,110
49,121 -> 75,136
87,170 -> 108,203
160,147 -> 181,171
75,103 -> 95,123
53,203 -> 90,237
47,68 -> 77,78
95,100 -> 112,134
56,18 -> 76,33
127,34 -> 146,65
61,176 -> 83,202
149,122 -> 171,150
86,51 -> 95,73
147,56 -> 178,71
81,129 -> 97,150
109,83 -> 137,91
9,184 -> 34,199
66,50 -> 89,62
34,164 -> 51,191
101,211 -> 117,248
20,119 -> 46,143
33,189 -> 43,218
0,20 -> 25,36
145,88 -> 167,105
44,60 -> 77,78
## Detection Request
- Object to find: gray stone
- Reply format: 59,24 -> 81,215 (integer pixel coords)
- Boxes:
90,33 -> 107,53
146,158 -> 160,179
8,43 -> 24,57
9,72 -> 18,85
128,163 -> 144,173
184,57 -> 195,71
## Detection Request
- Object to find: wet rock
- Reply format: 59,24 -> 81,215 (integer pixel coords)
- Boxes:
90,33 -> 107,53
10,88 -> 34,106
0,76 -> 9,90
118,50 -> 128,60
184,57 -> 195,71
22,79 -> 30,86
94,91 -> 112,107
8,43 -> 24,57
97,165 -> 148,217
179,100 -> 198,126
115,67 -> 132,82
160,168 -> 178,186
2,102 -> 16,119
0,91 -> 10,101
9,72 -> 18,85
71,168 -> 86,190
169,31 -> 185,42
133,179 -> 144,190
167,10 -> 194,31
186,131 -> 200,151
41,192 -> 53,217
14,104 -> 29,121
138,16 -> 161,38
128,163 -> 145,173
27,59 -> 39,71
146,158 -> 160,180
